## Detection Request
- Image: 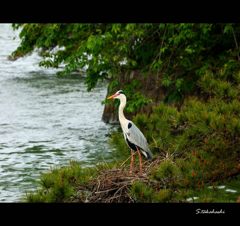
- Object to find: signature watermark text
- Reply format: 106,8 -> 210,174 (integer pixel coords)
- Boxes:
196,209 -> 225,214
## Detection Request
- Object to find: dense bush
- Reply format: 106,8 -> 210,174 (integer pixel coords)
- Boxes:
127,61 -> 240,198
27,161 -> 97,202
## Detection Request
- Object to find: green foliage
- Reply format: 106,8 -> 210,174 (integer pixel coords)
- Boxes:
162,75 -> 172,88
152,160 -> 181,186
11,24 -> 240,101
125,92 -> 152,113
131,181 -> 174,203
178,175 -> 240,203
26,161 -> 97,202
134,103 -> 180,152
199,71 -> 238,99
130,181 -> 155,203
109,130 -> 130,161
154,189 -> 173,202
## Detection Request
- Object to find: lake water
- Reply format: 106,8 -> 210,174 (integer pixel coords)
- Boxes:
0,24 -> 114,202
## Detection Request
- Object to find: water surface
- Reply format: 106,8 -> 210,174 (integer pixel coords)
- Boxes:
0,24 -> 114,202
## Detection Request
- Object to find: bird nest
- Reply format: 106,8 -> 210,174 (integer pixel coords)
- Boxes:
69,156 -> 163,203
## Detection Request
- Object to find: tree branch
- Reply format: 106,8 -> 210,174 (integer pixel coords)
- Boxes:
232,27 -> 240,61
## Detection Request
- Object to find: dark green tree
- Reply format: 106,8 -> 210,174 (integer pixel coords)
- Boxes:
11,23 -> 240,93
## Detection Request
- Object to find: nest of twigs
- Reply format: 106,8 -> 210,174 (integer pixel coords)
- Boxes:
70,156 -> 163,203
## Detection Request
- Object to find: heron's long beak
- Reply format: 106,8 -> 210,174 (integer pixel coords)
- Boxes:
107,93 -> 118,100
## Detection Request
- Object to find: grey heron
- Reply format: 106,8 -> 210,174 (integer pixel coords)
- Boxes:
107,90 -> 153,175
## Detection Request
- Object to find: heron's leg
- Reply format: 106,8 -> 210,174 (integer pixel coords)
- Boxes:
136,147 -> 142,175
130,150 -> 135,174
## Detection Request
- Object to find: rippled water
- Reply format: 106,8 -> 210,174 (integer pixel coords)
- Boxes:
0,24 -> 114,202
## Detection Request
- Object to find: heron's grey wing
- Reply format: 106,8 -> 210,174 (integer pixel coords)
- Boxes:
126,122 -> 149,152
126,121 -> 153,160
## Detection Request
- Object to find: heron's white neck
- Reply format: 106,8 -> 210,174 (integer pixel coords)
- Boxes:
118,96 -> 127,124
